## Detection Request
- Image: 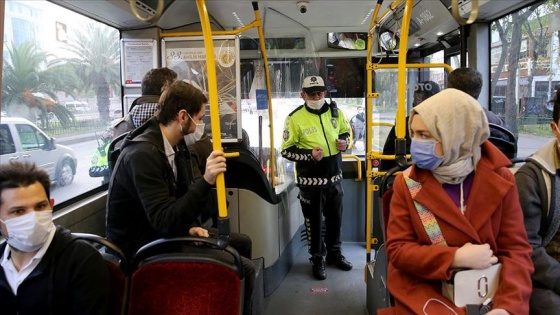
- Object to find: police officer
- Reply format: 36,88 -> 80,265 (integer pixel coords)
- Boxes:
89,129 -> 112,184
281,75 -> 353,280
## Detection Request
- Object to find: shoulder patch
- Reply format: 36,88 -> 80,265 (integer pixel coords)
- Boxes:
283,129 -> 290,141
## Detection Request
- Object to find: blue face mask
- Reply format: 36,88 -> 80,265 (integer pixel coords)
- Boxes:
410,138 -> 444,170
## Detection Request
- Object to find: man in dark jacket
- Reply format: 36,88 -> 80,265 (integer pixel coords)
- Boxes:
447,67 -> 512,140
112,67 -> 177,139
0,161 -> 109,315
107,80 -> 255,315
516,88 -> 560,314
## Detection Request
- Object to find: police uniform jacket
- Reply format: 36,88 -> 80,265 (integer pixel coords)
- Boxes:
281,102 -> 351,187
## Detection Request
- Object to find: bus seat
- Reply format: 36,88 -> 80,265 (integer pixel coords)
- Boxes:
108,132 -> 129,175
488,123 -> 517,159
368,165 -> 407,314
72,233 -> 128,315
127,237 -> 244,315
223,147 -> 279,204
508,157 -> 526,174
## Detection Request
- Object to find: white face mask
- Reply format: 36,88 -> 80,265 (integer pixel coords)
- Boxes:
1,211 -> 54,252
307,99 -> 325,110
184,114 -> 206,146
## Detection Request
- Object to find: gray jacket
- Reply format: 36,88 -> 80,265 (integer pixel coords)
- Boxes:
515,139 -> 560,293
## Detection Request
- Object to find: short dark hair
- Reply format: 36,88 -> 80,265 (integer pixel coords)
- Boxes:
448,67 -> 483,99
0,162 -> 51,206
156,81 -> 208,126
413,80 -> 440,106
141,68 -> 178,96
553,89 -> 560,124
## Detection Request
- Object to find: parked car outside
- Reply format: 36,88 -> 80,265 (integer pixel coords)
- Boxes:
64,100 -> 90,112
0,117 -> 77,186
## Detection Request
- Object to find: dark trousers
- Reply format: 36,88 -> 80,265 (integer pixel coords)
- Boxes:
530,287 -> 560,315
209,229 -> 255,315
299,183 -> 344,257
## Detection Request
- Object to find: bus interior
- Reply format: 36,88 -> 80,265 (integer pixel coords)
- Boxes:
1,0 -> 559,314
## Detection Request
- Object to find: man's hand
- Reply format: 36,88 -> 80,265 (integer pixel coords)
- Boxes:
336,138 -> 348,151
189,227 -> 209,237
312,147 -> 323,161
203,150 -> 227,185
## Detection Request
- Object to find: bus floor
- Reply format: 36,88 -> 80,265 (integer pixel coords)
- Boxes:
264,242 -> 368,315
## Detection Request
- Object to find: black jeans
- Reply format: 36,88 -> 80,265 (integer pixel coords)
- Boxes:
529,287 -> 560,315
299,183 -> 344,257
209,228 -> 255,315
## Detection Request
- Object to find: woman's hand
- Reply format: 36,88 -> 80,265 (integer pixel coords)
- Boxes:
452,243 -> 498,269
486,308 -> 509,315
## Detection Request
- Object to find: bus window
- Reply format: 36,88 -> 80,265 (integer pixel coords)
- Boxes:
490,4 -> 560,135
2,0 -> 121,206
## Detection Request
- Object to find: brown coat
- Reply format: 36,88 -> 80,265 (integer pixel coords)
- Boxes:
382,142 -> 533,315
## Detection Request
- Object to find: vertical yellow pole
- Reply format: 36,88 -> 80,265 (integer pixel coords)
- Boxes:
252,2 -> 276,187
195,0 -> 227,220
365,0 -> 384,264
395,0 -> 413,140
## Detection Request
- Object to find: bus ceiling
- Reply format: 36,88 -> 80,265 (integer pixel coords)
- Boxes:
49,0 -> 538,53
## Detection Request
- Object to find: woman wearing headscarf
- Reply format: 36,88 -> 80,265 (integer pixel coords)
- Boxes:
379,89 -> 534,315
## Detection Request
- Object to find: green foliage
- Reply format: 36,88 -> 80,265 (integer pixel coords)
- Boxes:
64,22 -> 121,122
2,42 -> 79,127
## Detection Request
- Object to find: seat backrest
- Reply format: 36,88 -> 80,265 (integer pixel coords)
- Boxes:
72,233 -> 128,315
108,132 -> 129,175
379,163 -> 409,241
222,147 -> 279,204
370,165 -> 407,313
488,123 -> 517,159
127,237 -> 244,315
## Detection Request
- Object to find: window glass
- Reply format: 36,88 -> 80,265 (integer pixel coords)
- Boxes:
327,33 -> 368,50
0,125 -> 16,155
17,124 -> 42,151
2,0 -> 121,205
490,3 -> 560,136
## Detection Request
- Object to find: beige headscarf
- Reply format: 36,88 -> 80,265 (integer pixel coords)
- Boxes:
409,88 -> 490,184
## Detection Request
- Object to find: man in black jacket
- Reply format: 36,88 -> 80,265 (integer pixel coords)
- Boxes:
112,67 -> 177,139
0,161 -> 109,315
447,67 -> 511,141
107,80 -> 255,315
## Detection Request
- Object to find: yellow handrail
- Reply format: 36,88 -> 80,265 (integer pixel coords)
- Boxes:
252,1 -> 276,187
195,0 -> 227,220
372,63 -> 453,73
342,154 -> 363,182
159,2 -> 277,188
129,0 -> 164,24
364,0 -> 415,265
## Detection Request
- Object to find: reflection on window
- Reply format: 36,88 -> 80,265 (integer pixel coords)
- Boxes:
327,33 -> 368,50
2,0 -> 121,206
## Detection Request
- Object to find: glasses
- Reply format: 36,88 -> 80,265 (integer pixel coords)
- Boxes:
306,91 -> 324,97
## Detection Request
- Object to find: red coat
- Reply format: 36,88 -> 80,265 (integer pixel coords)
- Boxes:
381,142 -> 533,315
